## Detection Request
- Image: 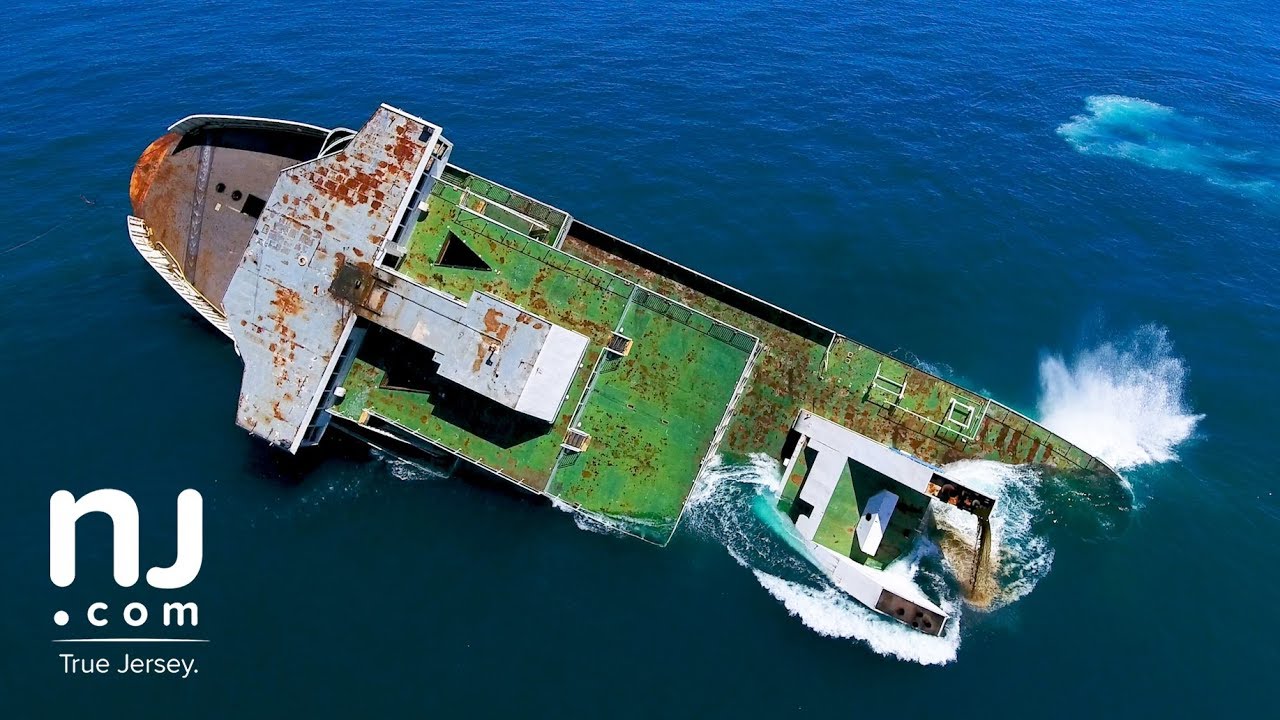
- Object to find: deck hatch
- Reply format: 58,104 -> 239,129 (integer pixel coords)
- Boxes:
240,193 -> 266,219
605,332 -> 633,356
562,429 -> 591,452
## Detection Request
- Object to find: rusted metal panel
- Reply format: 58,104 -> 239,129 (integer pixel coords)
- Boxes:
129,132 -> 180,212
223,105 -> 442,451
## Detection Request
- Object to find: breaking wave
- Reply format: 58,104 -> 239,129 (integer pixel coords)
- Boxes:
1038,324 -> 1203,470
751,570 -> 961,666
1057,95 -> 1279,196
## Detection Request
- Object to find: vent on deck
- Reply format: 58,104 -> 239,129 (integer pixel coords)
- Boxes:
605,332 -> 633,357
562,429 -> 592,453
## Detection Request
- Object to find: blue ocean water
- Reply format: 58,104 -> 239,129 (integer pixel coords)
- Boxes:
1,0 -> 1277,715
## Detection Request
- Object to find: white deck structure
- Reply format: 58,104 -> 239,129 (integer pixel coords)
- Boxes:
782,410 -> 1002,634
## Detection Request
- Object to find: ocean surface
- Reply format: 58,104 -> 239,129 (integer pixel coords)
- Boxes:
2,0 -> 1277,715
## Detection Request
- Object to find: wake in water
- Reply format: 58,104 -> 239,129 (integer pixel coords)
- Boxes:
1057,95 -> 1279,196
1038,324 -> 1203,470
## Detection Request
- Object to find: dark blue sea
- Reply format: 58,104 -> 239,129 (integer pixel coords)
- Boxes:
2,0 -> 1277,715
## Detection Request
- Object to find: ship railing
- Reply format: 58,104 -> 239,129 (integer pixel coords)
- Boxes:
442,164 -> 574,245
126,216 -> 232,339
437,176 -> 555,243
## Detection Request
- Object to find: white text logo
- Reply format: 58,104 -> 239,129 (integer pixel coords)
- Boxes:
49,489 -> 203,589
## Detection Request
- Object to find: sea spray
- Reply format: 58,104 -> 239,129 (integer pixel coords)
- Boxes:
379,449 -> 449,484
1038,324 -> 1203,470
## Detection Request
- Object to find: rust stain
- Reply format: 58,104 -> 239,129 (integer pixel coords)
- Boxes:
472,340 -> 496,374
482,307 -> 511,342
272,286 -> 303,317
1025,438 -> 1042,464
129,132 -> 180,213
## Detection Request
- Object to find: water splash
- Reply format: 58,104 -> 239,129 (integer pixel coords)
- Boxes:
687,455 -> 963,665
379,449 -> 449,484
1057,95 -> 1278,196
1038,324 -> 1203,470
933,461 -> 1053,610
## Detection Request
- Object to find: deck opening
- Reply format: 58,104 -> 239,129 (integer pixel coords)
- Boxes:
361,326 -> 440,393
437,231 -> 491,271
240,193 -> 266,219
562,429 -> 591,452
605,332 -> 633,356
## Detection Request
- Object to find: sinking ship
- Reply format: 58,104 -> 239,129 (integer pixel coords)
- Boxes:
128,105 -> 1118,635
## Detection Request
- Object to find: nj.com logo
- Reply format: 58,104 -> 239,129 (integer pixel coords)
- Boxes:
50,489 -> 202,630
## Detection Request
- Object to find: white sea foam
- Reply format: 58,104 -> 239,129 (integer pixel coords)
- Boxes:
549,496 -> 631,538
1037,324 -> 1203,470
687,454 -> 963,664
752,570 -> 961,666
1057,95 -> 1277,195
933,461 -> 1054,609
378,449 -> 447,483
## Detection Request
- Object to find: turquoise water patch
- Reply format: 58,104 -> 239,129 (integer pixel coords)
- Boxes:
1058,95 -> 1279,196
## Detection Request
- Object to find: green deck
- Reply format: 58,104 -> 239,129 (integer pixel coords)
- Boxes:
547,299 -> 750,540
330,163 -> 1117,554
331,172 -> 755,543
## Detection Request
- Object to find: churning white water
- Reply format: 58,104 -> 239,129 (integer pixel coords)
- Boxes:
684,326 -> 1201,663
1038,324 -> 1202,470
